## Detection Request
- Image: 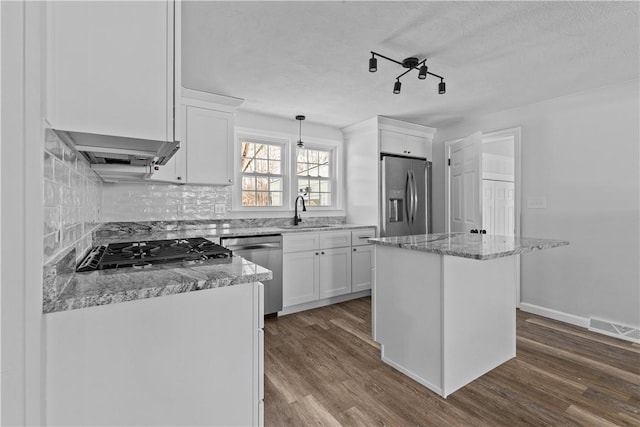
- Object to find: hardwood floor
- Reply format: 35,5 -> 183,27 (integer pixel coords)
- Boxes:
264,297 -> 640,426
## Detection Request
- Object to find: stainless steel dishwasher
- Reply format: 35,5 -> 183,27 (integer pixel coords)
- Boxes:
220,234 -> 283,315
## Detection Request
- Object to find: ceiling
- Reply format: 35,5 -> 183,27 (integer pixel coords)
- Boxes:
182,1 -> 639,130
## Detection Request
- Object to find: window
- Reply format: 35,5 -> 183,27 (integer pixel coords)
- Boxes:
296,147 -> 333,207
240,140 -> 284,207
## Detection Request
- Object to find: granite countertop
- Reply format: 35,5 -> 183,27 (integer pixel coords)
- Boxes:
94,223 -> 376,244
44,221 -> 376,314
43,250 -> 272,314
369,232 -> 569,260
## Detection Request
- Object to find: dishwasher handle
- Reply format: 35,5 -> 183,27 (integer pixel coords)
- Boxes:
225,243 -> 281,251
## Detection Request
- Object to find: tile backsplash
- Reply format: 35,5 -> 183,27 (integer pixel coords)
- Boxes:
43,129 -> 102,263
101,183 -> 231,222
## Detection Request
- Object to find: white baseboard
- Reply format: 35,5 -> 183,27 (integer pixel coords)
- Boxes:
279,290 -> 371,316
519,303 -> 589,328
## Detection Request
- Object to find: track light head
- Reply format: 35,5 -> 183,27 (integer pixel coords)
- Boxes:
418,65 -> 428,80
438,80 -> 446,94
393,80 -> 401,94
369,56 -> 377,72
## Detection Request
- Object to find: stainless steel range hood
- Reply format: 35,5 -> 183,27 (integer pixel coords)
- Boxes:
53,129 -> 179,182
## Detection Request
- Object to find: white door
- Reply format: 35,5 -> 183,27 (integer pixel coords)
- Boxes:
450,132 -> 483,233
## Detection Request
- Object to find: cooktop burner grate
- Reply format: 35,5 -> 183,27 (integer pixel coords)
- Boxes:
76,238 -> 232,272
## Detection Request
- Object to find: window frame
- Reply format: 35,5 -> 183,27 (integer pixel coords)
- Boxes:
294,143 -> 337,209
235,133 -> 290,211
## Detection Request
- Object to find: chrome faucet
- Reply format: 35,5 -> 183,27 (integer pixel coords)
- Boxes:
294,195 -> 307,225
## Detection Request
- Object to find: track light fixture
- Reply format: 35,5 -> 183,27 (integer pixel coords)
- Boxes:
393,80 -> 401,94
369,51 -> 446,95
295,115 -> 305,148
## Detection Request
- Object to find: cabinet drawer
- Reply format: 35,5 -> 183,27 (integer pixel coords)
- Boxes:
319,231 -> 351,249
283,233 -> 320,253
351,228 -> 376,246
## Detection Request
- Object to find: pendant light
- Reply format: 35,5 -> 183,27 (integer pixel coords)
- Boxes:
296,115 -> 305,148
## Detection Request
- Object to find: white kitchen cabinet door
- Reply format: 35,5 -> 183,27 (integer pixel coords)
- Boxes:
351,244 -> 373,292
183,106 -> 234,185
47,1 -> 174,141
319,247 -> 352,299
404,134 -> 429,158
283,251 -> 320,307
380,130 -> 429,159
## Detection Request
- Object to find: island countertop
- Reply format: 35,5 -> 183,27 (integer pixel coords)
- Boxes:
368,232 -> 569,260
43,250 -> 272,314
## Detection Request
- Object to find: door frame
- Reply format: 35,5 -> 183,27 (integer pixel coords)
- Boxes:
445,127 -> 522,306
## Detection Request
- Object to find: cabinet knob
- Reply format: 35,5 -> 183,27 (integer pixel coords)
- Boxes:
228,178 -> 233,183
407,151 -> 411,154
315,252 -> 319,255
321,251 -> 325,255
177,176 -> 182,181
353,248 -> 356,252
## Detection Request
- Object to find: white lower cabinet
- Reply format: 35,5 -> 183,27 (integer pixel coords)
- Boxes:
282,228 -> 375,310
46,282 -> 263,426
319,247 -> 352,299
283,250 -> 320,306
351,244 -> 373,292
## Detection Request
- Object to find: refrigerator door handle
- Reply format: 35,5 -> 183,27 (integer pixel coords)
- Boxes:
404,170 -> 413,224
410,170 -> 417,224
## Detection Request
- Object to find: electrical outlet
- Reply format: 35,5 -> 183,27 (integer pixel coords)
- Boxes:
214,203 -> 226,214
527,196 -> 547,209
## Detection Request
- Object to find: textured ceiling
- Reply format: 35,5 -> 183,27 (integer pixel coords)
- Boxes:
182,1 -> 639,129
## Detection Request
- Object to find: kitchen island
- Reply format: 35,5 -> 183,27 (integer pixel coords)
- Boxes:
368,232 -> 568,398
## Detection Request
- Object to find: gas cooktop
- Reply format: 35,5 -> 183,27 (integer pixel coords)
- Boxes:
76,237 -> 232,272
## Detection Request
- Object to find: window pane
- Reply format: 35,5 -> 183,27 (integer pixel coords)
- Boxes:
242,191 -> 256,206
255,159 -> 268,174
318,151 -> 329,164
270,178 -> 282,191
320,193 -> 331,206
320,181 -> 330,192
298,179 -> 310,195
297,150 -> 307,163
270,192 -> 282,206
269,160 -> 281,174
242,142 -> 255,159
318,164 -> 329,177
255,192 -> 270,206
308,150 -> 319,163
309,179 -> 320,193
242,158 -> 254,173
269,145 -> 281,160
307,193 -> 320,206
242,176 -> 255,190
255,144 -> 269,159
256,177 -> 268,191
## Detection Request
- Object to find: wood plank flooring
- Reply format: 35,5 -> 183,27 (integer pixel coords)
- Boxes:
264,297 -> 640,426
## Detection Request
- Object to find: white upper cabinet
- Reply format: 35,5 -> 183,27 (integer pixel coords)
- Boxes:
148,90 -> 243,185
380,129 -> 429,159
47,1 -> 177,141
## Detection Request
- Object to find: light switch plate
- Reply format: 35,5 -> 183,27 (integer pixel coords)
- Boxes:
527,196 -> 547,209
214,203 -> 226,214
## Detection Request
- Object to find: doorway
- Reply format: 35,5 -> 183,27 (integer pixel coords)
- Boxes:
445,127 -> 522,305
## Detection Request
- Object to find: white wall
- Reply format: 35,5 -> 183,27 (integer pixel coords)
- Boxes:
433,79 -> 640,328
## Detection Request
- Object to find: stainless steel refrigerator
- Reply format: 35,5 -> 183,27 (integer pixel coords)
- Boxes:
380,154 -> 432,237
